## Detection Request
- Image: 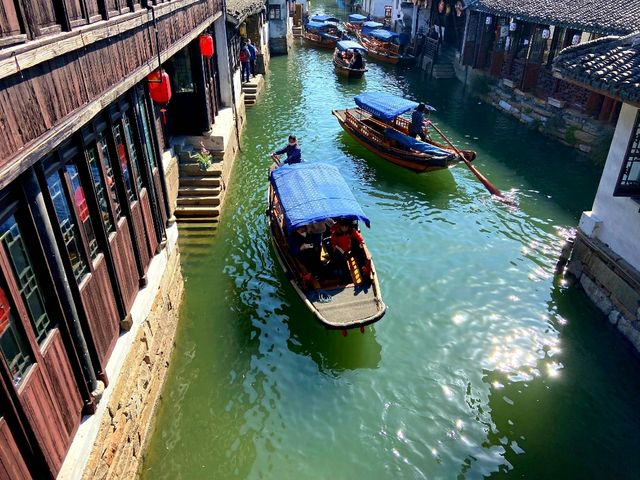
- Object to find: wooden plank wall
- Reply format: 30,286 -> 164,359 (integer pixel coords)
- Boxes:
0,0 -> 220,181
0,417 -> 31,480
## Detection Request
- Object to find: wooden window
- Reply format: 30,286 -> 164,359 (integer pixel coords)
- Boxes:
0,288 -> 33,385
112,124 -> 137,202
135,92 -> 158,170
65,164 -> 100,259
122,113 -> 145,192
97,132 -> 123,220
170,48 -> 196,93
87,145 -> 115,234
0,217 -> 54,345
268,5 -> 281,20
45,172 -> 90,282
614,111 -> 640,198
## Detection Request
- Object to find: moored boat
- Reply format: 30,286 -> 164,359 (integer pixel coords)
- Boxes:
303,20 -> 340,49
344,13 -> 367,35
268,162 -> 386,330
332,92 -> 476,173
358,29 -> 414,65
333,40 -> 367,79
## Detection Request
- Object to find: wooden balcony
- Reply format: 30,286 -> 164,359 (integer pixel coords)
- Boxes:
0,0 -> 223,189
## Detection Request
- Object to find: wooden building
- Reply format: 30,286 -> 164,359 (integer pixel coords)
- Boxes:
0,0 -> 231,477
460,0 -> 640,123
554,33 -> 640,354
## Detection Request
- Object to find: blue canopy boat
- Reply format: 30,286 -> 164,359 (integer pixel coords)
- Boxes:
332,92 -> 477,173
268,162 -> 386,330
357,27 -> 414,64
310,14 -> 340,23
333,40 -> 368,78
304,19 -> 341,49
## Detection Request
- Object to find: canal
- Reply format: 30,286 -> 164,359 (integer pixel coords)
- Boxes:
141,14 -> 640,480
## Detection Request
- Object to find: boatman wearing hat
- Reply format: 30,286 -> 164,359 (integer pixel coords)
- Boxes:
410,103 -> 430,141
271,135 -> 302,165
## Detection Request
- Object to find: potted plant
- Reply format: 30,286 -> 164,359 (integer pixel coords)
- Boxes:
195,142 -> 212,171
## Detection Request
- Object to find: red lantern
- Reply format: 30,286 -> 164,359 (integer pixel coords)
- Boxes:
147,70 -> 172,105
199,34 -> 215,58
0,287 -> 10,336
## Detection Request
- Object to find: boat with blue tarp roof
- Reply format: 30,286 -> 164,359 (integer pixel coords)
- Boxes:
333,40 -> 368,78
304,18 -> 341,49
267,162 -> 386,330
332,92 -> 477,173
357,27 -> 413,64
344,14 -> 370,35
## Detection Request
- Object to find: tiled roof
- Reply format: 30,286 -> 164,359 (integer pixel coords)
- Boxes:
553,33 -> 640,106
226,0 -> 265,25
466,0 -> 640,35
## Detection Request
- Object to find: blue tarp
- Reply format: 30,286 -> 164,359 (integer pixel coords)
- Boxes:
337,40 -> 367,51
369,29 -> 399,41
354,92 -> 418,121
348,14 -> 367,22
270,163 -> 370,233
306,20 -> 331,30
310,14 -> 340,22
362,21 -> 383,28
383,129 -> 455,158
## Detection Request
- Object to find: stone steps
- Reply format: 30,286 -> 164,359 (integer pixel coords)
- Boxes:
177,195 -> 220,206
432,63 -> 455,79
174,205 -> 220,218
179,162 -> 223,176
179,176 -> 221,187
178,186 -> 221,196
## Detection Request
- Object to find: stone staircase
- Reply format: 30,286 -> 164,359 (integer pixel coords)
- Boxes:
431,45 -> 457,79
292,25 -> 303,38
178,221 -> 219,257
172,137 -> 223,223
242,74 -> 264,107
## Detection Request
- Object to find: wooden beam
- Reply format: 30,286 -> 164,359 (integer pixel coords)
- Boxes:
0,0 -> 221,80
0,15 -> 218,191
552,71 -> 640,108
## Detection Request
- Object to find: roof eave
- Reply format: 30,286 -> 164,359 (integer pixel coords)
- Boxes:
552,70 -> 640,108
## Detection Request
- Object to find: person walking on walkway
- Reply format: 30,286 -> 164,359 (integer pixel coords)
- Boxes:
240,42 -> 251,83
246,39 -> 258,78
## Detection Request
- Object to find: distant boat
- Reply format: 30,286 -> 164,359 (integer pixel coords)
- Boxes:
333,40 -> 368,79
303,19 -> 341,49
267,162 -> 386,330
344,13 -> 368,35
332,92 -> 476,173
357,28 -> 414,65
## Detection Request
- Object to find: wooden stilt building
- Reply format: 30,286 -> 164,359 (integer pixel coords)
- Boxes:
0,0 -> 231,477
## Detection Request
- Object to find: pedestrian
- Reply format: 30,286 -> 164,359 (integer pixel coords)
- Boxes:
271,135 -> 302,165
246,39 -> 258,78
239,42 -> 251,83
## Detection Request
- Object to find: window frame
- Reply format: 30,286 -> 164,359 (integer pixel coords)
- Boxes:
268,4 -> 281,20
614,110 -> 640,198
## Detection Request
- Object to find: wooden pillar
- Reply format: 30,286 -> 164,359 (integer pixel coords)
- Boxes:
598,96 -> 615,122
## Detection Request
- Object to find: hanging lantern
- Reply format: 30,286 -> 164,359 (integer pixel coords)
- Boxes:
199,34 -> 215,58
542,28 -> 550,39
148,70 -> 172,105
509,21 -> 517,31
485,15 -> 492,25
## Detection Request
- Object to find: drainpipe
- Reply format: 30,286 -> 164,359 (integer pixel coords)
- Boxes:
22,170 -> 99,397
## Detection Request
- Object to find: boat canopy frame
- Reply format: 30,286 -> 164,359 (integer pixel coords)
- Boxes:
336,40 -> 367,52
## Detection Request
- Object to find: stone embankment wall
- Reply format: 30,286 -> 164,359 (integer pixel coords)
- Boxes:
484,80 -> 614,160
567,232 -> 640,353
82,245 -> 184,479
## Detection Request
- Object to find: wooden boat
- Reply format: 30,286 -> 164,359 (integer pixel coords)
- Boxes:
333,40 -> 367,79
357,29 -> 414,65
268,162 -> 386,330
303,20 -> 340,49
344,13 -> 368,35
332,92 -> 476,173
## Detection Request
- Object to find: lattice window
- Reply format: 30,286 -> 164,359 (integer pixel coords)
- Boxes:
135,93 -> 158,170
123,113 -> 145,193
0,288 -> 33,385
269,5 -> 281,20
98,132 -> 122,221
46,172 -> 90,283
113,124 -> 137,202
87,146 -> 115,234
65,164 -> 99,260
0,216 -> 54,345
615,111 -> 640,198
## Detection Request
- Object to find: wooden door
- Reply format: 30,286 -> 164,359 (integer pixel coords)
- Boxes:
0,212 -> 85,476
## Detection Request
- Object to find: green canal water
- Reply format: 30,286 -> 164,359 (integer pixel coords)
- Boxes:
141,21 -> 640,480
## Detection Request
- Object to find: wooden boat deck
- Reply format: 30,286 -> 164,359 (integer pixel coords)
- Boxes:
309,285 -> 381,327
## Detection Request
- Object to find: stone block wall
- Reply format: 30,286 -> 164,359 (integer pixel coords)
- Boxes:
82,245 -> 184,479
162,150 -> 179,218
567,231 -> 640,353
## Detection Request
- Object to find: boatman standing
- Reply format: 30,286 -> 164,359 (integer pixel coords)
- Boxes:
271,135 -> 302,165
410,103 -> 431,141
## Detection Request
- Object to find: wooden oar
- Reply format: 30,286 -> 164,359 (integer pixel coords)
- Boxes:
426,121 -> 504,199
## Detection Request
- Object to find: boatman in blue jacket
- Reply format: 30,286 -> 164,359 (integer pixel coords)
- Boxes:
271,135 -> 302,165
410,103 -> 432,141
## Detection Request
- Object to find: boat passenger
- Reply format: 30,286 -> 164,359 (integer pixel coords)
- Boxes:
272,135 -> 302,165
350,50 -> 364,69
329,219 -> 370,280
291,225 -> 321,279
410,103 -> 430,141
